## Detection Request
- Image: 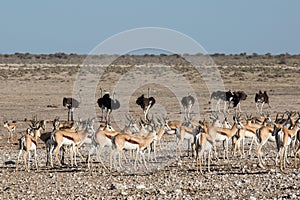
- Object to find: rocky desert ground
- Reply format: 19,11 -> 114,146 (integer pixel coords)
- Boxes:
0,54 -> 300,199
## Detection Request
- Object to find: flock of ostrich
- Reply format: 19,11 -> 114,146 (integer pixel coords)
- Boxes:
3,87 -> 300,174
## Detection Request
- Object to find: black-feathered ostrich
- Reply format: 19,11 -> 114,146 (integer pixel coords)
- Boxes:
181,94 -> 195,120
209,90 -> 234,112
97,88 -> 120,124
63,90 -> 82,121
255,90 -> 270,114
136,88 -> 156,122
231,90 -> 248,113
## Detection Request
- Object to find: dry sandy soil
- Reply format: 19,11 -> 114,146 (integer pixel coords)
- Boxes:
0,55 -> 300,199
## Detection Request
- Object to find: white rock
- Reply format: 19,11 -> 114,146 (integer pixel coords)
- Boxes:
269,169 -> 276,173
126,197 -> 133,200
175,189 -> 182,194
249,196 -> 256,200
159,189 -> 166,195
290,194 -> 297,199
136,184 -> 146,189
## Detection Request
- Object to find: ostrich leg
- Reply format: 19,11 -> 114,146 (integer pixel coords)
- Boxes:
67,109 -> 71,121
223,101 -> 227,113
71,111 -> 74,121
261,102 -> 265,114
106,109 -> 112,124
255,103 -> 260,114
70,108 -> 75,121
101,107 -> 106,122
187,103 -> 192,120
184,108 -> 187,121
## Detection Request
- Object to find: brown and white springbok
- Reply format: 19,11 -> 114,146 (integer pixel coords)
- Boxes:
256,123 -> 277,169
294,129 -> 300,168
109,128 -> 157,171
208,115 -> 244,160
273,118 -> 300,171
50,119 -> 94,167
3,121 -> 16,143
16,120 -> 45,171
87,124 -> 116,169
234,115 -> 271,158
195,126 -> 214,174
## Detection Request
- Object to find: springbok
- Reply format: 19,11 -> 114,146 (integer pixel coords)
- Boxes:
273,118 -> 300,171
3,121 -> 16,143
208,115 -> 244,160
110,128 -> 157,171
195,127 -> 214,174
16,120 -> 44,171
175,123 -> 201,158
256,123 -> 277,168
87,124 -> 117,169
234,114 -> 271,158
50,119 -> 94,167
294,129 -> 300,168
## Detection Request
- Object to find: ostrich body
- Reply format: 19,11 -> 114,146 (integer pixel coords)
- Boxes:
63,91 -> 81,121
97,92 -> 120,124
181,94 -> 195,120
209,90 -> 234,112
255,90 -> 270,114
231,91 -> 247,112
136,94 -> 156,121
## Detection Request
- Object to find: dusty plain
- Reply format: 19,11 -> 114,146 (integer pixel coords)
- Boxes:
0,54 -> 300,199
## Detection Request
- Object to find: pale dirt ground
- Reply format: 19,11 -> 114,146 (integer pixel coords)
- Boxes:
0,60 -> 300,199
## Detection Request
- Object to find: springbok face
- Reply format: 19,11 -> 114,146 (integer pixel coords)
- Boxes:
236,121 -> 244,130
213,119 -> 222,128
26,128 -> 34,136
222,117 -> 232,128
265,116 -> 272,124
53,118 -> 60,130
272,124 -> 282,137
40,120 -> 46,131
163,121 -> 172,131
104,124 -> 115,132
86,124 -> 95,135
129,121 -> 139,133
193,125 -> 204,135
153,133 -> 158,142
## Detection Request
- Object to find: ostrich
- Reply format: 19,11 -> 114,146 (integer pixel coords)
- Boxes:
181,94 -> 195,121
136,94 -> 156,122
255,90 -> 270,114
209,90 -> 234,112
231,91 -> 248,113
63,90 -> 81,121
97,90 -> 120,124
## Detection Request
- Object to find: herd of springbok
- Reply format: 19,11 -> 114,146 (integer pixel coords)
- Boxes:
3,89 -> 300,174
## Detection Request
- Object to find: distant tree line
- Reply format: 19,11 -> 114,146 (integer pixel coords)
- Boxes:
0,52 -> 299,66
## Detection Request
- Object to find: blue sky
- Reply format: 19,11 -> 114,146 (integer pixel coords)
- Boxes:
1,1 -> 299,54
